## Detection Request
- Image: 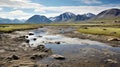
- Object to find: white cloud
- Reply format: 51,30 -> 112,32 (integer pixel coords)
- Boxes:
0,10 -> 32,19
0,8 -> 2,11
80,0 -> 102,4
0,0 -> 119,19
0,0 -> 44,9
40,13 -> 61,17
35,5 -> 120,17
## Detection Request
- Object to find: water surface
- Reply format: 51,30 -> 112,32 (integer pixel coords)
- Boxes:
26,28 -> 120,63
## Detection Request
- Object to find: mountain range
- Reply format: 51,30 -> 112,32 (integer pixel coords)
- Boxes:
0,18 -> 25,24
0,8 -> 120,24
26,12 -> 96,23
49,12 -> 76,22
26,8 -> 120,23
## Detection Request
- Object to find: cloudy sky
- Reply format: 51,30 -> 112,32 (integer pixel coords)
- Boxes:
0,0 -> 120,20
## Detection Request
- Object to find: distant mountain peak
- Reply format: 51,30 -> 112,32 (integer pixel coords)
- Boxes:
26,15 -> 52,23
63,12 -> 75,15
83,13 -> 95,17
94,8 -> 120,19
50,12 -> 76,22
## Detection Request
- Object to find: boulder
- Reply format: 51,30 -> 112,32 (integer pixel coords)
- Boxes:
12,55 -> 19,60
26,40 -> 30,43
51,54 -> 65,60
7,55 -> 19,60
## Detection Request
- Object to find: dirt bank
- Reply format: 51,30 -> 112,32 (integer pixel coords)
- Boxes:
0,30 -> 52,67
0,26 -> 120,67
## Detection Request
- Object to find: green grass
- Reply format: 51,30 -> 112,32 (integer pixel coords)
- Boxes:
0,24 -> 43,33
0,24 -> 120,38
88,17 -> 120,23
78,27 -> 120,37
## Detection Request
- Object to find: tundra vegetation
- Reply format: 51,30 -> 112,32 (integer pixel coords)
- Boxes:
0,23 -> 120,38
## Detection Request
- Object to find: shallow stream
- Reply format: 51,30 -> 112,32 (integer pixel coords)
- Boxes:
26,28 -> 120,64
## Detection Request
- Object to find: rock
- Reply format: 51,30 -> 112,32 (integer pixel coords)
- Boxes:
26,40 -> 30,43
107,38 -> 120,41
84,60 -> 89,63
7,55 -> 19,60
0,49 -> 5,53
36,45 -> 45,50
25,35 -> 29,38
12,55 -> 19,60
38,36 -> 42,37
110,32 -> 117,34
33,38 -> 37,41
104,59 -> 118,63
29,32 -> 34,35
33,45 -> 45,51
30,53 -> 47,60
51,54 -> 65,60
101,22 -> 104,23
103,28 -> 107,30
55,41 -> 61,44
83,27 -> 88,29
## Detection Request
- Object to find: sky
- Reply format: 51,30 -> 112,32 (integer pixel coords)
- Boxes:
0,0 -> 120,20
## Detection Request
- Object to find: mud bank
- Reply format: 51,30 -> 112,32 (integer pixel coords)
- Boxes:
0,30 -> 52,67
0,26 -> 120,67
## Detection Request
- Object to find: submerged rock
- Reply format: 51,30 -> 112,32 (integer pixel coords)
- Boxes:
38,36 -> 42,37
55,41 -> 61,44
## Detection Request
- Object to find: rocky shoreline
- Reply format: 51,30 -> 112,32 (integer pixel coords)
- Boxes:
46,26 -> 120,47
64,31 -> 120,47
0,26 -> 120,67
0,30 -> 52,67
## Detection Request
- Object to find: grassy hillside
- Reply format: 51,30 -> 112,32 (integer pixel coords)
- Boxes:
87,17 -> 120,23
78,27 -> 120,37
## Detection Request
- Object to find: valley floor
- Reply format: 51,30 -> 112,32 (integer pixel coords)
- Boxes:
0,24 -> 120,67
